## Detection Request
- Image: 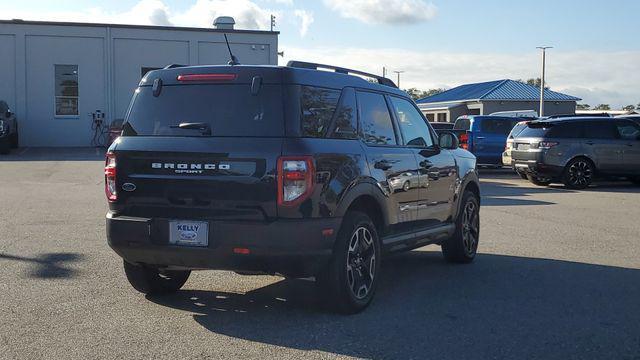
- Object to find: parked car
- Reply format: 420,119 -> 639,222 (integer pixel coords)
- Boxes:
453,115 -> 523,166
502,120 -> 532,171
0,100 -> 18,154
105,61 -> 481,314
490,110 -> 538,118
429,122 -> 455,130
511,117 -> 640,188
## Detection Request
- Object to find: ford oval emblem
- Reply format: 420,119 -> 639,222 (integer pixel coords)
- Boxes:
122,183 -> 137,192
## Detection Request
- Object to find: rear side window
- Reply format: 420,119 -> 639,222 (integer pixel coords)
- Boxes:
481,118 -> 519,135
357,91 -> 397,145
546,122 -> 584,138
300,86 -> 341,138
125,84 -> 284,137
615,120 -> 640,140
327,88 -> 358,139
454,118 -> 471,130
583,121 -> 618,139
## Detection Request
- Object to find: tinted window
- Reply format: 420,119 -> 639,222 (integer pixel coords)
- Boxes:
357,92 -> 396,145
327,88 -> 357,139
615,120 -> 640,140
508,122 -> 528,139
481,118 -> 520,135
583,121 -> 618,139
390,97 -> 434,147
454,118 -> 471,130
125,84 -> 283,137
546,122 -> 584,138
517,126 -> 548,138
300,86 -> 341,138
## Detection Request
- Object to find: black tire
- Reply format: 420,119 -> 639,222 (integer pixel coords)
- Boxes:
563,157 -> 594,189
442,190 -> 480,263
402,181 -> 410,192
630,177 -> 640,185
123,260 -> 190,295
527,174 -> 552,186
10,131 -> 18,148
317,211 -> 381,314
0,137 -> 10,155
519,172 -> 528,180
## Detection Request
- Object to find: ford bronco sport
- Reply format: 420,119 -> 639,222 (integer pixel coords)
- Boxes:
106,61 -> 481,313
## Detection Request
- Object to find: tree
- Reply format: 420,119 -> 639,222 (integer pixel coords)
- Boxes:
593,104 -> 611,110
622,105 -> 636,111
404,87 -> 445,101
576,103 -> 590,110
517,78 -> 549,90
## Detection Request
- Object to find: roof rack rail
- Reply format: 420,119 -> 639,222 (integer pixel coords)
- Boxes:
287,60 -> 397,88
163,64 -> 187,69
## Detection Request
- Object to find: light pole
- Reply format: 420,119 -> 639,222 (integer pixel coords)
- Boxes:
393,70 -> 405,88
536,46 -> 552,117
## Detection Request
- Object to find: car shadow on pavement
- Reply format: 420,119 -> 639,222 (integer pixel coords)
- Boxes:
0,252 -> 84,279
148,251 -> 640,359
480,180 -> 572,206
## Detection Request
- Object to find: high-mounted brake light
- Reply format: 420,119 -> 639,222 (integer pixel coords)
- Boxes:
277,156 -> 315,206
176,74 -> 237,82
105,152 -> 117,202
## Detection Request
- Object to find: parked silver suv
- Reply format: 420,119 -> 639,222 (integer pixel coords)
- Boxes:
511,117 -> 640,188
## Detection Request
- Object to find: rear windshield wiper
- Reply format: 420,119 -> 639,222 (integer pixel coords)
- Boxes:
170,122 -> 212,136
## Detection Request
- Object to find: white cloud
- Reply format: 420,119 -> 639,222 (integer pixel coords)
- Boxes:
281,46 -> 640,108
293,9 -> 314,37
323,0 -> 437,25
3,0 -> 276,30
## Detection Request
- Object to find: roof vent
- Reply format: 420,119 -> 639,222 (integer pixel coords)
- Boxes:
213,16 -> 235,30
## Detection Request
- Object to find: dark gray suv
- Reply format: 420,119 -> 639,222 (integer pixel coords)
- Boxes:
511,117 -> 640,189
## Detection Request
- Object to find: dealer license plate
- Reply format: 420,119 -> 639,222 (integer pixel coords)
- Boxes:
169,221 -> 209,247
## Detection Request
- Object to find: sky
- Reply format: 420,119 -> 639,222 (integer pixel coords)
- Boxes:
2,0 -> 639,108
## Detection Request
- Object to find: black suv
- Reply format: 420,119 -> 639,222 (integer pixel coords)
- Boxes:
105,61 -> 480,313
511,117 -> 640,188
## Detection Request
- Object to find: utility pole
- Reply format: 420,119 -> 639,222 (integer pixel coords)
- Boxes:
393,70 -> 405,88
536,46 -> 552,117
382,66 -> 387,78
270,14 -> 276,32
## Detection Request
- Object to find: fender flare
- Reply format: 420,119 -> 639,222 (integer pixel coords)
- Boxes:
452,169 -> 480,221
334,180 -> 391,229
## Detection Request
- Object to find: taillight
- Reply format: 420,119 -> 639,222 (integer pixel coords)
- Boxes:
277,156 -> 314,206
459,133 -> 469,150
105,152 -> 117,202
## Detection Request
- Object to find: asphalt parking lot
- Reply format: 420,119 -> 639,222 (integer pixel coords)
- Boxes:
1,148 -> 640,360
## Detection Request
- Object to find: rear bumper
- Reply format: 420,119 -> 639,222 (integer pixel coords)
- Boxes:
512,159 -> 564,178
106,212 -> 341,277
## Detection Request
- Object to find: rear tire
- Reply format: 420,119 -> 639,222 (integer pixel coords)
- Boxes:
519,172 -> 528,180
563,158 -> 594,189
317,211 -> 381,314
527,174 -> 552,186
442,190 -> 480,263
123,260 -> 190,295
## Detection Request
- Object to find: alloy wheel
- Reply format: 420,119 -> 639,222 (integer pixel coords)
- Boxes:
346,226 -> 376,300
568,161 -> 593,187
461,201 -> 479,256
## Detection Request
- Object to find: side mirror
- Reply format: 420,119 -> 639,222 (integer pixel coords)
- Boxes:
439,131 -> 459,150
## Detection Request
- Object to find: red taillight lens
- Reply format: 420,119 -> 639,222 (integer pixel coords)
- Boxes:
459,133 -> 469,150
277,156 -> 314,206
176,74 -> 237,82
538,141 -> 559,149
105,152 -> 117,202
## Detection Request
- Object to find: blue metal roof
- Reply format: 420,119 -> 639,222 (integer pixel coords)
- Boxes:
416,79 -> 581,104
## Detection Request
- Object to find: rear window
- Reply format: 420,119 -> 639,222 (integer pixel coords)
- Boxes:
518,125 -> 550,138
124,84 -> 283,137
508,122 -> 528,138
454,118 -> 471,130
480,118 -> 520,135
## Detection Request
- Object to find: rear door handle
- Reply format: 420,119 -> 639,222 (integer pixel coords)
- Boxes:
476,136 -> 486,140
585,141 -> 594,145
374,160 -> 391,171
420,160 -> 433,169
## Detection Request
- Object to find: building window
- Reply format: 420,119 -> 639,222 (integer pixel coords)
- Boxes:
437,113 -> 447,122
141,67 -> 162,78
55,65 -> 79,116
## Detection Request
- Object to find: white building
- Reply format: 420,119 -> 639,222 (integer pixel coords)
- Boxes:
0,18 -> 279,147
